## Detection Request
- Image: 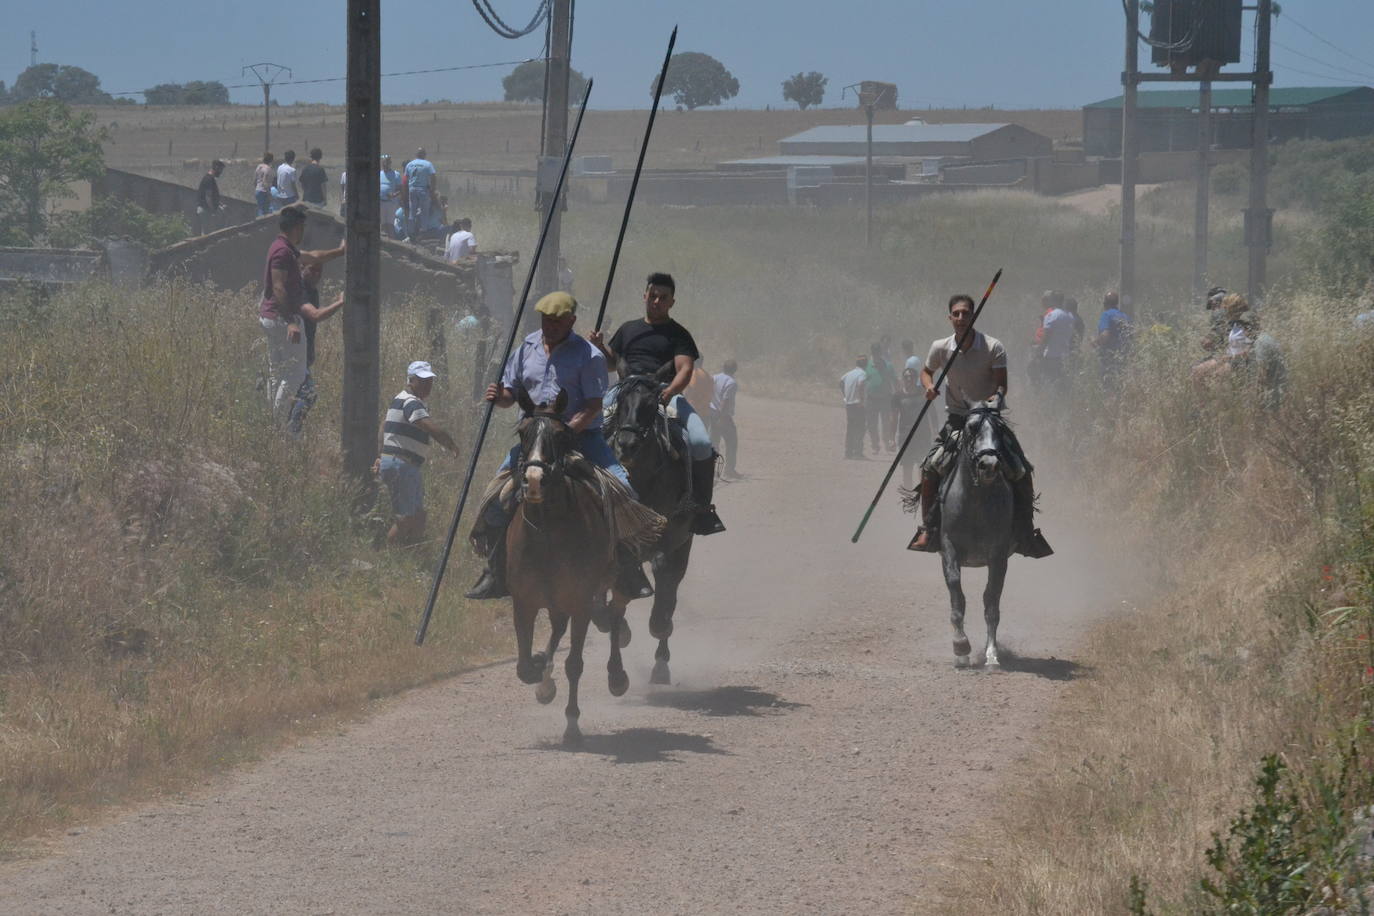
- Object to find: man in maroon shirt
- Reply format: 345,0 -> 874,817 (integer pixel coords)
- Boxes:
258,205 -> 343,421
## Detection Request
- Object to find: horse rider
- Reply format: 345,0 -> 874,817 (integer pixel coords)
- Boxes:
466,291 -> 653,600
910,293 -> 1053,558
590,272 -> 726,536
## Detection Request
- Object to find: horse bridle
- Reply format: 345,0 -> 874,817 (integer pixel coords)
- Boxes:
963,407 -> 1002,484
518,414 -> 570,486
610,375 -> 670,448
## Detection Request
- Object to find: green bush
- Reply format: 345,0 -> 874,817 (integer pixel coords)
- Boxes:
47,197 -> 188,250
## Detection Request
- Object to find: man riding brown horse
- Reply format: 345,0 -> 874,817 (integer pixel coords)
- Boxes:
910,294 -> 1052,558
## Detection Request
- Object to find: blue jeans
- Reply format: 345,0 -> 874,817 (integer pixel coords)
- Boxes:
605,384 -> 713,462
378,456 -> 424,517
408,192 -> 431,239
255,190 -> 271,217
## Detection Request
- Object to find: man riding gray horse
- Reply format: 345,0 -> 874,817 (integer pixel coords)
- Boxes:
910,293 -> 1052,558
590,272 -> 725,537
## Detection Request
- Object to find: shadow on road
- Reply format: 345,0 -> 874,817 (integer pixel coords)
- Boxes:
640,685 -> 807,717
997,649 -> 1087,681
535,728 -> 730,764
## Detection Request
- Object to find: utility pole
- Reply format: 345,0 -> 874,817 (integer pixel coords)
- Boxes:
532,0 -> 572,320
30,31 -> 37,68
1194,80 -> 1212,296
864,101 -> 874,249
342,1 -> 381,479
1119,0 -> 1140,305
243,63 -> 292,155
1246,0 -> 1273,303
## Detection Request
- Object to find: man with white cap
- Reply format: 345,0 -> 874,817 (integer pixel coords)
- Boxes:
373,360 -> 461,547
466,291 -> 650,600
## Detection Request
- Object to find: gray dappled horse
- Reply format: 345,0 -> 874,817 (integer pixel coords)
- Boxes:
937,399 -> 1016,668
602,368 -> 697,685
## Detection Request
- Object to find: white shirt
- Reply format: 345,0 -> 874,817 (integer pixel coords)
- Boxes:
444,230 -> 476,262
276,162 -> 298,197
1041,308 -> 1075,360
840,367 -> 867,405
925,332 -> 1008,415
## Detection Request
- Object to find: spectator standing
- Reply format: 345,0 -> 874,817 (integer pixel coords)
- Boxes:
558,256 -> 575,294
338,170 -> 347,219
287,261 -> 346,437
1039,299 -> 1076,397
273,150 -> 299,210
890,367 -> 929,489
372,361 -> 462,547
404,148 -> 437,240
298,148 -> 328,207
865,342 -> 897,452
840,356 -> 869,459
444,218 -> 476,262
1092,290 -> 1134,388
195,159 -> 225,235
253,153 -> 275,218
1027,290 -> 1061,385
902,338 -> 921,373
379,155 -> 401,234
685,358 -> 715,417
710,359 -> 739,479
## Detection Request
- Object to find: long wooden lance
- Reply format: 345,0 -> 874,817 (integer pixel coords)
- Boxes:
415,79 -> 594,646
850,267 -> 1003,544
593,26 -> 677,332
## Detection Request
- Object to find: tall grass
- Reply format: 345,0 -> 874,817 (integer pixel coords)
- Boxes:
0,279 -> 504,849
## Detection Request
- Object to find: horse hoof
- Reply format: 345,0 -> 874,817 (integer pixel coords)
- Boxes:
953,639 -> 972,657
954,655 -> 971,669
649,617 -> 673,641
984,656 -> 1002,671
516,660 -> 543,685
608,670 -> 629,697
535,680 -> 557,705
650,660 -> 672,685
618,620 -> 632,648
563,726 -> 583,748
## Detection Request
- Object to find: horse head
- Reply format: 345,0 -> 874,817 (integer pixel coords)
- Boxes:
515,388 -> 572,505
964,397 -> 1004,486
608,370 -> 670,467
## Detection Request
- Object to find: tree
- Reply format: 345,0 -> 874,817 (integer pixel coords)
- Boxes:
502,60 -> 589,103
48,197 -> 187,250
9,64 -> 113,104
0,99 -> 107,242
145,81 -> 231,105
782,71 -> 827,110
649,52 -> 739,110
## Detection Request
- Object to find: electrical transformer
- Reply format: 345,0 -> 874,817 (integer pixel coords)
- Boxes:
1149,0 -> 1243,69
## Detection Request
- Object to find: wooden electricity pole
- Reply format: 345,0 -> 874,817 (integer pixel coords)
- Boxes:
1194,80 -> 1212,296
1119,0 -> 1140,305
532,0 -> 573,314
1246,0 -> 1273,302
342,0 -> 381,479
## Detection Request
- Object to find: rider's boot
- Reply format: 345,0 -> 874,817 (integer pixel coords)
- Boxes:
907,474 -> 941,552
1012,473 -> 1054,559
465,527 -> 510,599
690,456 -> 726,536
614,545 -> 655,599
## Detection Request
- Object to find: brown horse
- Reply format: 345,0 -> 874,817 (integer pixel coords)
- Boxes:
507,389 -> 631,746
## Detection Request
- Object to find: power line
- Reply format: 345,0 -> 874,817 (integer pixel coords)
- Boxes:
1281,12 -> 1374,74
1272,61 -> 1367,86
1272,39 -> 1374,84
107,57 -> 537,97
471,0 -> 549,39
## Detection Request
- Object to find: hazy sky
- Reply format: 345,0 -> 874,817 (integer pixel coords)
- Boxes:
8,1 -> 1374,110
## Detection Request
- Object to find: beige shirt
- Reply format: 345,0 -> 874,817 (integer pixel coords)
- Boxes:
925,332 -> 1007,415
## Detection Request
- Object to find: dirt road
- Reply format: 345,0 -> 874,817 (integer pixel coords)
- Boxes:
2,395 -> 1122,914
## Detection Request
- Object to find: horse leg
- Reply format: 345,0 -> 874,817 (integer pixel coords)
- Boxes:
649,540 -> 691,685
942,548 -> 971,668
652,638 -> 672,686
982,556 -> 1008,669
535,612 -> 568,705
607,602 -> 629,697
563,613 -> 590,747
512,598 -> 544,685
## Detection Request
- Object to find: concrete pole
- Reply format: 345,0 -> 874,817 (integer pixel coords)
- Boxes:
1194,80 -> 1212,297
1119,0 -> 1139,305
342,0 -> 382,479
532,0 -> 572,323
263,84 -> 271,155
1247,0 -> 1273,303
865,103 -> 874,248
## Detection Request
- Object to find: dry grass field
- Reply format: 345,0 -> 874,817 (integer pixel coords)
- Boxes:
93,101 -> 1081,186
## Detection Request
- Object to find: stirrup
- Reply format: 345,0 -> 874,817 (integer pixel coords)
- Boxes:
1016,528 -> 1054,559
692,506 -> 726,536
615,560 -> 654,599
464,566 -> 509,600
907,527 -> 939,553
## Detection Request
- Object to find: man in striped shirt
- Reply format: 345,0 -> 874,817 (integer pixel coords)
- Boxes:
372,361 -> 461,547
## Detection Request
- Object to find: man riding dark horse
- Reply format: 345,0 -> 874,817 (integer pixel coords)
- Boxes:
910,293 -> 1053,558
590,272 -> 725,537
466,291 -> 655,600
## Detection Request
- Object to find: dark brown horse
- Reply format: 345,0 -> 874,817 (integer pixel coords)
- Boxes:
602,369 -> 698,685
507,389 -> 629,745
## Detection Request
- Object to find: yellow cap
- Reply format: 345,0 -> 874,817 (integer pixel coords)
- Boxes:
534,291 -> 577,318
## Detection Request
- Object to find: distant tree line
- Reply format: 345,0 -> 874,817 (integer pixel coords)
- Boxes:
144,81 -> 231,106
0,64 -> 227,107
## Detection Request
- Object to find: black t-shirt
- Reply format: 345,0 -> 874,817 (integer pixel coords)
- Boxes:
197,173 -> 220,210
608,318 -> 700,376
298,163 -> 328,204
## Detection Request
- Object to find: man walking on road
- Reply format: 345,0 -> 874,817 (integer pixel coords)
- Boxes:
840,356 -> 868,459
710,359 -> 740,479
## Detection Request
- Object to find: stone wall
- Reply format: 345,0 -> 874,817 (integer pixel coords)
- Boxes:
93,168 -> 259,232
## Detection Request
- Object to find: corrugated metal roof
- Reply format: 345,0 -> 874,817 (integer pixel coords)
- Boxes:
719,155 -> 868,167
1083,86 -> 1370,110
780,123 -> 1012,144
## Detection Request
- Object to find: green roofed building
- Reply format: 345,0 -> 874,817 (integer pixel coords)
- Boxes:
1082,86 -> 1374,157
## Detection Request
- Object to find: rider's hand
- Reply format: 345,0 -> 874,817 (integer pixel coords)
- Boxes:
483,383 -> 502,403
588,330 -> 605,348
371,457 -> 381,475
659,389 -> 673,406
923,386 -> 939,402
991,391 -> 1006,411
